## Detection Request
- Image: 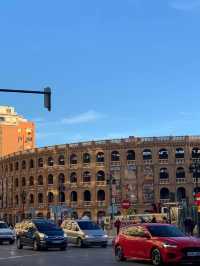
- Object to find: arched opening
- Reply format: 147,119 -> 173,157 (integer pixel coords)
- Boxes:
29,194 -> 34,204
82,211 -> 91,219
29,159 -> 34,168
15,195 -> 19,205
15,162 -> 19,171
177,187 -> 186,202
96,152 -> 104,163
70,172 -> 77,183
192,147 -> 200,159
111,151 -> 120,161
127,150 -> 135,161
21,160 -> 26,170
48,192 -> 54,203
48,174 -> 54,185
38,158 -> 43,167
143,149 -> 152,160
29,176 -> 34,186
160,188 -> 170,200
15,178 -> 19,187
38,193 -> 43,203
48,157 -> 54,166
37,212 -> 44,218
59,192 -> 65,202
38,175 -> 43,185
84,190 -> 91,201
159,168 -> 169,179
71,191 -> 77,202
58,155 -> 65,165
194,187 -> 200,194
58,173 -> 65,184
83,171 -> 91,183
97,190 -> 105,201
159,149 -> 168,160
175,148 -> 184,159
176,167 -> 185,179
96,171 -> 105,181
70,154 -> 77,164
22,177 -> 26,186
9,163 -> 13,171
83,153 -> 91,164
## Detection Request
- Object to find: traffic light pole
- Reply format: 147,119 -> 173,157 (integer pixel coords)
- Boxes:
0,87 -> 51,111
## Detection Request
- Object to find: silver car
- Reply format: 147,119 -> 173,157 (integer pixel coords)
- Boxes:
0,221 -> 15,244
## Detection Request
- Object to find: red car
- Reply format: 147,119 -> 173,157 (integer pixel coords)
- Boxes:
114,223 -> 200,265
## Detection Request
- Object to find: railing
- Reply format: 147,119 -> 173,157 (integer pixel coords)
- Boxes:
193,178 -> 200,184
160,199 -> 170,203
83,163 -> 90,168
96,162 -> 105,167
97,201 -> 106,207
70,202 -> 78,208
111,161 -> 121,166
176,178 -> 186,184
159,179 -> 170,184
143,159 -> 152,164
159,159 -> 168,164
96,181 -> 106,186
83,201 -> 92,207
176,159 -> 185,164
127,160 -> 136,165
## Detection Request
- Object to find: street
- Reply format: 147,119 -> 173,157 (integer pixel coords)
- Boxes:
0,244 -> 147,266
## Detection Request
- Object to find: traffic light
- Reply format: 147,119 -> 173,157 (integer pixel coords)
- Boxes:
44,87 -> 51,111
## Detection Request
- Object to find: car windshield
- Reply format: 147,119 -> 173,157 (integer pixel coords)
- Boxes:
35,222 -> 61,232
147,225 -> 185,237
77,221 -> 101,230
0,223 -> 8,229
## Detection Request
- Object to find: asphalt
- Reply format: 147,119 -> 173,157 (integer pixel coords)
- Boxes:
0,243 -> 147,266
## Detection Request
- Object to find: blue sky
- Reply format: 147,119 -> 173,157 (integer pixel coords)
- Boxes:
1,0 -> 200,147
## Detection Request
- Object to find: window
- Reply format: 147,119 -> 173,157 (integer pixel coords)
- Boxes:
160,188 -> 170,200
29,159 -> 34,168
159,149 -> 168,160
177,187 -> 186,201
176,167 -> 185,179
147,225 -> 185,237
192,147 -> 200,159
9,163 -> 13,172
38,175 -> 43,185
127,150 -> 135,161
83,153 -> 91,163
29,194 -> 34,204
143,149 -> 152,160
124,226 -> 146,237
175,148 -> 184,159
111,151 -> 120,161
38,193 -> 43,203
15,195 -> 19,205
58,155 -> 65,165
83,171 -> 91,182
15,162 -> 19,171
29,176 -> 34,186
48,174 -> 54,185
96,171 -> 105,181
38,158 -> 43,168
84,190 -> 91,201
71,191 -> 77,202
48,192 -> 54,203
96,152 -> 104,162
97,190 -> 105,201
22,177 -> 26,186
59,192 -> 65,202
58,173 -> 65,184
48,157 -> 54,166
21,160 -> 26,170
70,172 -> 77,183
159,168 -> 169,179
15,178 -> 19,187
70,154 -> 77,164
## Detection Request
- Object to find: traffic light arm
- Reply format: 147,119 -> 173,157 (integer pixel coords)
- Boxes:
0,87 -> 52,111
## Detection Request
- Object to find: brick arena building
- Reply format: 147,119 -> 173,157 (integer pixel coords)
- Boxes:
0,135 -> 200,224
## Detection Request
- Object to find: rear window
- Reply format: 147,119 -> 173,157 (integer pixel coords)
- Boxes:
0,222 -> 8,229
147,225 -> 185,237
77,221 -> 100,230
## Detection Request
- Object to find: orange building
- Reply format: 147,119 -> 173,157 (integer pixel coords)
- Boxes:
0,106 -> 35,157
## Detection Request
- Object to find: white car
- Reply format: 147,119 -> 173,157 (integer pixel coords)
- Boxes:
0,221 -> 15,244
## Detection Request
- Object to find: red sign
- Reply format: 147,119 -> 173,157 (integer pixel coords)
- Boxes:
122,200 -> 131,209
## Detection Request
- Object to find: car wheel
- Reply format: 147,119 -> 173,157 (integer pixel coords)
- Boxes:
17,238 -> 23,249
115,246 -> 126,261
33,240 -> 40,251
77,238 -> 83,248
152,248 -> 162,266
9,240 -> 15,245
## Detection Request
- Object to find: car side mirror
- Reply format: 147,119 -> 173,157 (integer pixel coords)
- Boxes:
75,227 -> 79,232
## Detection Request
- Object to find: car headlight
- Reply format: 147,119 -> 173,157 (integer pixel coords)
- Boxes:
38,233 -> 48,240
163,243 -> 177,248
103,234 -> 108,238
64,233 -> 67,238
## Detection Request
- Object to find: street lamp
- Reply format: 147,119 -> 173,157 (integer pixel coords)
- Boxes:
189,158 -> 200,236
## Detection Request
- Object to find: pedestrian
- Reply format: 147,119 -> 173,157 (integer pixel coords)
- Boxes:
151,216 -> 157,223
100,219 -> 105,230
162,217 -> 168,224
184,217 -> 193,236
114,218 -> 121,235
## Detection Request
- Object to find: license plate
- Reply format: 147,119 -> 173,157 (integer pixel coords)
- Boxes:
187,252 -> 200,257
52,240 -> 62,244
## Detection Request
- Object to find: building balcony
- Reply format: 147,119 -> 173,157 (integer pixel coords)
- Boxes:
83,201 -> 93,207
193,178 -> 200,184
38,203 -> 45,209
96,181 -> 106,186
111,161 -> 121,167
176,159 -> 184,165
80,182 -> 91,187
97,201 -> 106,207
160,199 -> 170,203
83,163 -> 90,168
96,162 -> 105,167
159,159 -> 168,164
176,178 -> 186,184
69,183 -> 78,188
69,164 -> 78,169
143,159 -> 152,165
70,202 -> 78,208
159,179 -> 169,185
127,160 -> 136,165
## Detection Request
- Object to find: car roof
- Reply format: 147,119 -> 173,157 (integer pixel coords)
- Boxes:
121,223 -> 173,229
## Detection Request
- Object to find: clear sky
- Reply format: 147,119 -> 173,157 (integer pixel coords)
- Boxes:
1,0 -> 200,147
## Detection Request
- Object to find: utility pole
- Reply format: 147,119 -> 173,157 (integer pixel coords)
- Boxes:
0,87 -> 52,111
